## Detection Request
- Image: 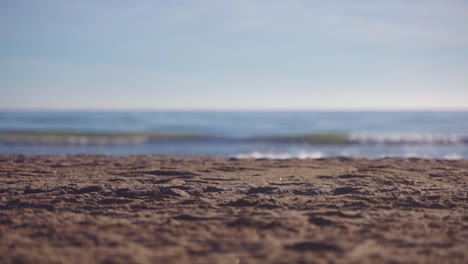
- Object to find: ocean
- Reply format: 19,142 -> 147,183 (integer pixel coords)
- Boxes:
0,111 -> 467,159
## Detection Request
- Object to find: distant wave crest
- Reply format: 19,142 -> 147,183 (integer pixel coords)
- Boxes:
0,131 -> 209,145
0,131 -> 467,146
349,133 -> 466,145
254,133 -> 468,145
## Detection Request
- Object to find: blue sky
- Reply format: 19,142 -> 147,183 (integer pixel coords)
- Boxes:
1,0 -> 467,110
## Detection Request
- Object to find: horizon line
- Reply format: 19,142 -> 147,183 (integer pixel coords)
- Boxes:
1,107 -> 468,113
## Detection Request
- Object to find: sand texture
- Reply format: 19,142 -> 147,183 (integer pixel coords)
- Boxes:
0,156 -> 467,263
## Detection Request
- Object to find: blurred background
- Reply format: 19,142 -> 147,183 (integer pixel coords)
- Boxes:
0,1 -> 467,158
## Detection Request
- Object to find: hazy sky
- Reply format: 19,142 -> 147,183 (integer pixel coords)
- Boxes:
1,0 -> 467,110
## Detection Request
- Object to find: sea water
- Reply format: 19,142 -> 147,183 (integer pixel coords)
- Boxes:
0,111 -> 467,159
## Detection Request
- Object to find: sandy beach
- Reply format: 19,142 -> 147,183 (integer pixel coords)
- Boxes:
0,155 -> 466,263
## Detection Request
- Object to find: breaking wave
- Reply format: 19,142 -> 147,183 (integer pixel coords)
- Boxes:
348,133 -> 466,145
0,131 -> 467,146
0,132 -> 209,145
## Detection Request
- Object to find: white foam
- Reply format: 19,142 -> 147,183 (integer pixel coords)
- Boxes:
235,150 -> 325,160
296,150 -> 326,159
443,153 -> 462,160
403,152 -> 419,158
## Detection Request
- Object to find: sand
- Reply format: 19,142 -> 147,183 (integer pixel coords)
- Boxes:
0,155 -> 467,263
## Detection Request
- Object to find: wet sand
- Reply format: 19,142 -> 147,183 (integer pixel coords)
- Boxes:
0,155 -> 467,263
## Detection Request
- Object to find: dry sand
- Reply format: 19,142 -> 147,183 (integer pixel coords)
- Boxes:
0,155 -> 467,263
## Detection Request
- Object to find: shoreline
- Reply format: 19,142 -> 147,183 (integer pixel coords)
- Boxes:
1,155 -> 467,263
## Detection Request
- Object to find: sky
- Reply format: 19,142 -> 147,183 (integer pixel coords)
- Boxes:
0,0 -> 467,110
